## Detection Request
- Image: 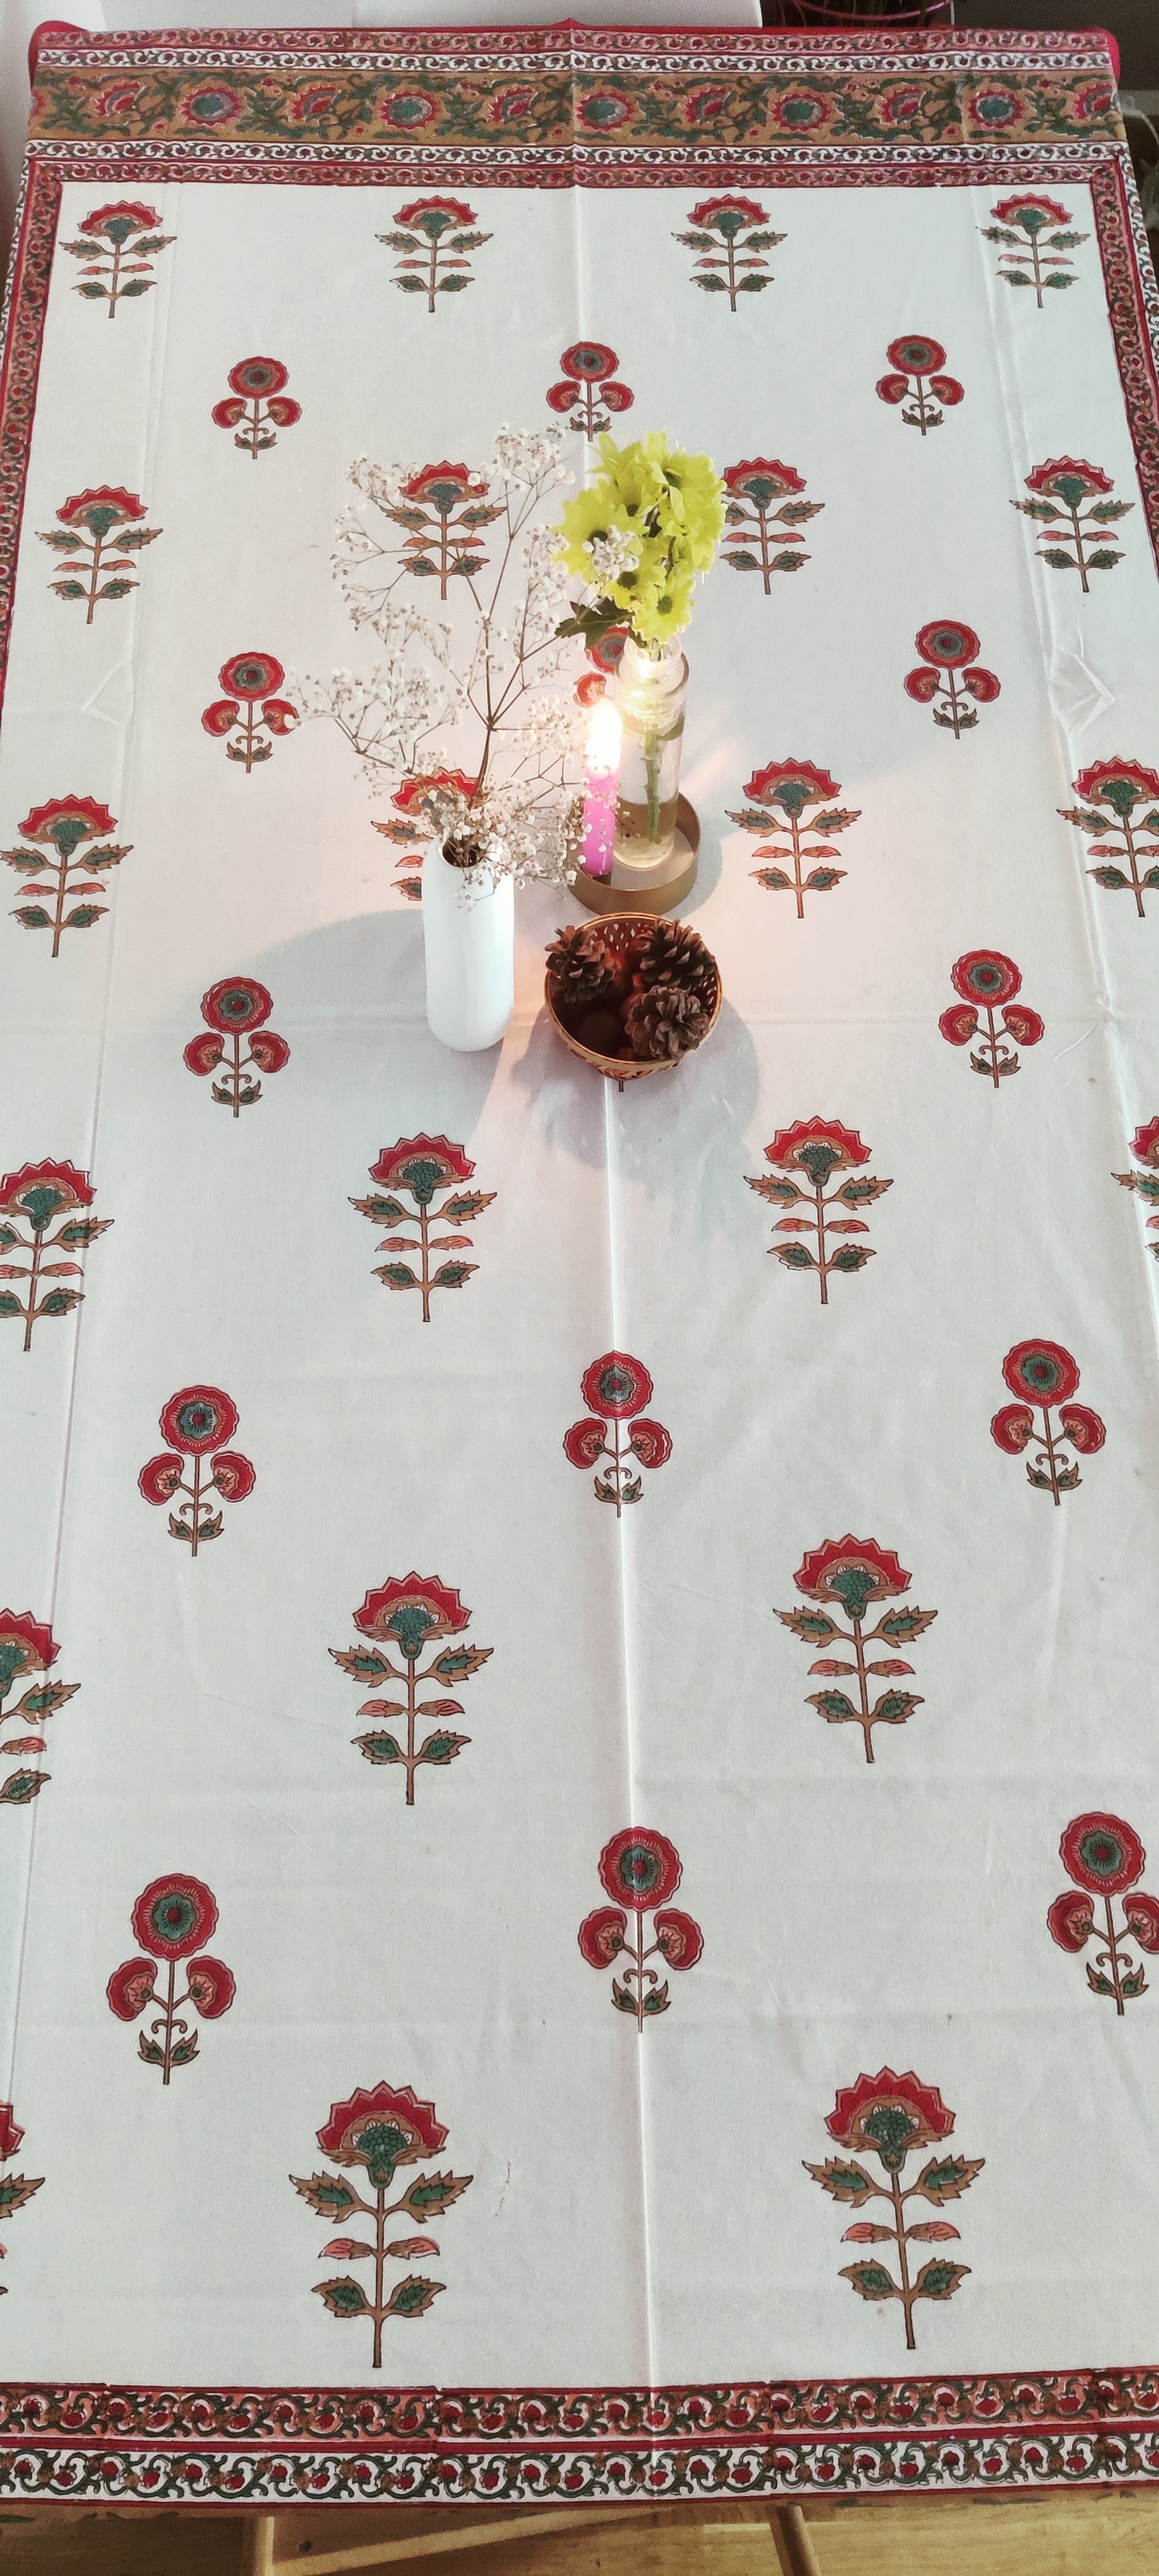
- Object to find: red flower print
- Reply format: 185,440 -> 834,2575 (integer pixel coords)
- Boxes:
964,82 -> 1023,132
111,1877 -> 233,2082
939,951 -> 1044,1086
583,1832 -> 701,2028
808,2071 -> 982,2352
566,1354 -> 671,1516
78,200 -> 159,238
38,488 -> 160,624
993,193 -> 1070,228
353,1138 -> 496,1321
184,977 -> 289,1116
1061,759 -> 1159,917
992,1342 -> 1103,1503
1131,1117 -> 1159,1163
213,358 -> 300,459
201,974 -> 272,1033
1115,1116 -> 1159,1258
4,789 -> 131,951
141,1387 -> 253,1555
780,1539 -> 935,1765
61,204 -> 174,316
730,761 -> 860,918
293,2080 -> 472,2369
0,2105 -> 43,2263
1051,1814 -> 1157,2012
722,460 -> 821,595
1015,460 -> 1131,591
0,1608 -> 76,1810
489,84 -> 534,123
748,1123 -> 890,1304
774,89 -> 831,135
676,197 -> 784,310
982,193 -> 1088,305
906,622 -> 999,737
379,197 -> 491,311
1074,81 -> 1115,121
203,653 -> 296,772
0,1160 -> 111,1352
578,90 -> 634,132
683,86 -> 729,128
877,336 -> 963,436
0,1609 -> 57,1676
334,1576 -> 491,1805
95,83 -> 144,118
376,466 -> 502,601
546,343 -> 634,439
876,85 -> 926,126
182,84 -> 242,126
392,771 -> 478,818
218,651 -> 284,701
379,90 -> 439,130
290,82 -> 340,120
0,2106 -> 23,2160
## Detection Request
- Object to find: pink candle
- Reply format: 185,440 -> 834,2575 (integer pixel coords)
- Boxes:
581,699 -> 622,878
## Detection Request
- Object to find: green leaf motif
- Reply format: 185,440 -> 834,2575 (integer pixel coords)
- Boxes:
292,2172 -> 363,2221
1091,866 -> 1129,888
385,2274 -> 444,2318
431,1262 -> 475,1288
436,275 -> 469,294
778,1608 -> 837,1644
14,907 -> 52,928
314,2275 -> 371,2318
803,2157 -> 877,2204
754,868 -> 793,890
355,1731 -> 403,1764
1040,548 -> 1079,570
841,2262 -> 898,2302
776,1243 -> 816,1269
692,274 -> 730,292
401,2170 -> 472,2218
804,869 -> 844,892
0,1296 -> 25,1319
831,1244 -> 872,1272
63,905 -> 103,928
332,1647 -> 394,1683
76,282 -> 108,299
807,1690 -> 858,1722
1088,500 -> 1133,521
0,2174 -> 43,2214
440,1191 -> 494,1222
0,1771 -> 46,1803
431,1645 -> 492,1683
1084,548 -> 1125,571
914,2259 -> 970,2300
913,2155 -> 984,2203
877,1607 -> 937,1642
871,1690 -> 922,1725
418,1730 -> 468,1765
375,1263 -> 419,1288
138,2033 -> 165,2065
736,274 -> 771,293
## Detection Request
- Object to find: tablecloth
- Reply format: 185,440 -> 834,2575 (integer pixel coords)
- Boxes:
2,18 -> 1159,2510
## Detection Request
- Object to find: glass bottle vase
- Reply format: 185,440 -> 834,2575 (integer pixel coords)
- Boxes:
612,639 -> 688,878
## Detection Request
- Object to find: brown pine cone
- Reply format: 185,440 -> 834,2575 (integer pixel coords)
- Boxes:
547,923 -> 617,1012
625,984 -> 709,1061
631,919 -> 715,1004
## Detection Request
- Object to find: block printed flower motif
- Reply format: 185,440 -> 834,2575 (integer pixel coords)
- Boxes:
351,1137 -> 495,1320
876,335 -> 963,435
0,1610 -> 79,1807
991,1341 -> 1105,1505
38,487 -> 161,624
377,462 -> 505,602
1013,458 -> 1132,590
778,1539 -> 936,1766
330,1575 -> 492,1806
0,2105 -> 43,2286
746,1121 -> 891,1304
728,761 -> 861,919
372,769 -> 480,901
59,200 -> 174,316
1114,1116 -> 1159,1257
806,2070 -> 983,2352
546,343 -> 634,440
905,622 -> 1000,737
212,357 -> 301,460
378,198 -> 492,310
184,976 -> 290,1115
674,196 -> 785,310
107,1875 -> 235,2083
291,2082 -> 472,2370
139,1386 -> 255,1554
2,796 -> 131,955
1049,1814 -> 1159,2013
1060,758 -> 1159,918
939,951 -> 1044,1086
980,195 -> 1088,306
201,652 -> 298,771
579,1828 -> 703,2030
564,1353 -> 671,1517
0,1161 -> 111,1351
722,460 -> 823,594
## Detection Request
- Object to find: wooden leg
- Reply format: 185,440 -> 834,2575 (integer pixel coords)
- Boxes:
770,2505 -> 822,2576
245,2518 -> 275,2576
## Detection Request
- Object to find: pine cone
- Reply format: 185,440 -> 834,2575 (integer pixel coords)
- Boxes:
547,923 -> 617,1012
632,919 -> 715,1004
625,985 -> 709,1061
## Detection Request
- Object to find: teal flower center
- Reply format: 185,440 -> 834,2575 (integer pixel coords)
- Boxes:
389,1604 -> 436,1661
79,506 -> 121,538
617,1843 -> 663,1898
398,1157 -> 444,1206
45,814 -> 93,858
217,987 -> 260,1025
826,1564 -> 881,1621
862,2103 -> 920,2170
967,962 -> 1004,998
1078,1829 -> 1125,1883
1021,1353 -> 1064,1397
355,2119 -> 411,2186
150,1892 -> 198,1945
1049,476 -> 1090,509
797,1142 -> 841,1187
1101,777 -> 1140,813
0,1640 -> 31,1698
412,209 -> 454,236
1015,206 -> 1050,233
20,1185 -> 67,1231
711,209 -> 747,237
176,1398 -> 221,1444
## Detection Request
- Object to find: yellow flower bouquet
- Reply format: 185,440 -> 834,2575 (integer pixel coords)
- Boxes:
555,430 -> 726,654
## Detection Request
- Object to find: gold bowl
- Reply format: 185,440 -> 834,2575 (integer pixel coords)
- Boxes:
544,914 -> 723,1093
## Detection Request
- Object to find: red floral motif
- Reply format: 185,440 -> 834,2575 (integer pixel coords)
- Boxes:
0,2106 -> 22,2160
2,793 -> 131,955
578,90 -> 634,132
875,84 -> 927,127
0,2103 -> 43,2263
546,342 -> 634,440
748,1122 -> 890,1304
212,356 -> 300,459
182,84 -> 242,126
379,89 -> 439,131
808,2070 -> 982,2354
293,2081 -> 472,2371
375,464 -> 503,603
722,459 -> 822,595
378,197 -> 491,311
109,1876 -> 233,2083
140,1386 -> 254,1555
1051,1814 -> 1159,2012
964,81 -> 1023,133
0,1608 -> 77,1810
675,196 -> 784,310
905,621 -> 1000,737
95,83 -> 144,118
38,487 -> 160,624
352,1137 -> 496,1321
290,82 -> 340,120
1015,459 -> 1132,590
375,772 -> 481,899
184,977 -> 289,1116
333,1575 -> 491,1806
60,201 -> 174,317
488,85 -> 534,124
1114,1114 -> 1159,1256
939,951 -> 1044,1085
780,1540 -> 936,1766
582,1829 -> 701,2029
682,85 -> 729,128
774,88 -> 831,136
876,335 -> 963,435
981,193 -> 1088,306
0,1159 -> 111,1351
202,651 -> 296,772
991,1342 -> 1104,1503
565,1353 -> 671,1516
1060,758 -> 1159,919
729,759 -> 860,919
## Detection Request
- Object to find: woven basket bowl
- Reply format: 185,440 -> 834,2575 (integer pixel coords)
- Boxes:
544,915 -> 723,1089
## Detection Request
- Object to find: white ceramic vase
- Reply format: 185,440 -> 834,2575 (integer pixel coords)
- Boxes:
423,842 -> 515,1051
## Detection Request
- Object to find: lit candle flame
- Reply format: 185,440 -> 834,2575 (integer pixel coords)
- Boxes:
586,696 -> 622,773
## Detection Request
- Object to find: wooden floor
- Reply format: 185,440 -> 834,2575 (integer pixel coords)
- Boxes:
2,2492 -> 1159,2576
